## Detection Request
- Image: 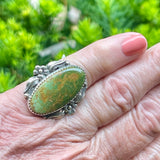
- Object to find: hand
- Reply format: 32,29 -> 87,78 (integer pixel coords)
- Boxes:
1,32 -> 160,160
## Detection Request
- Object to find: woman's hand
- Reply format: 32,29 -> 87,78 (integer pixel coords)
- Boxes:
1,32 -> 160,160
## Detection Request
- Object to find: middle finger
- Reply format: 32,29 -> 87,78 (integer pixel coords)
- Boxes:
73,43 -> 160,128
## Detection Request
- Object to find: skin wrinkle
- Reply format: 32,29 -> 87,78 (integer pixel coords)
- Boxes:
96,129 -> 117,160
90,83 -> 121,128
1,112 -> 26,141
38,144 -> 87,160
1,112 -> 58,158
1,108 -> 29,125
132,106 -> 154,139
130,110 -> 156,158
78,132 -> 104,160
0,90 -> 95,159
146,142 -> 160,159
94,109 -> 155,160
3,125 -> 79,159
81,123 -> 115,160
129,92 -> 160,160
136,151 -> 160,160
64,117 -> 98,142
135,101 -> 160,138
86,89 -> 107,126
118,52 -> 160,99
71,96 -> 100,136
101,124 -> 128,160
7,125 -> 51,148
117,115 -> 149,159
132,136 -> 160,160
38,142 -> 88,160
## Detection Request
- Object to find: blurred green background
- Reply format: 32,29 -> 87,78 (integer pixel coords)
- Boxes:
0,0 -> 160,92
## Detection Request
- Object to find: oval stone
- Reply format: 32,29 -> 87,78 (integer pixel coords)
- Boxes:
29,66 -> 86,115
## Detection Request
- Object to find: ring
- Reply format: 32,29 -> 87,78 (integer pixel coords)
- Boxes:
24,60 -> 87,119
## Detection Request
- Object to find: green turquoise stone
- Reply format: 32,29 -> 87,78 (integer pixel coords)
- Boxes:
29,66 -> 86,115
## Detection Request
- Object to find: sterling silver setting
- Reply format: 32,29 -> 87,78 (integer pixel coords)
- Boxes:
24,60 -> 87,119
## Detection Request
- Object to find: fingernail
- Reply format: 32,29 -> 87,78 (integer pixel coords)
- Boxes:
122,35 -> 147,56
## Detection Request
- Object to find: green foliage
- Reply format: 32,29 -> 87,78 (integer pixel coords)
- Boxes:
39,0 -> 62,17
0,18 -> 40,80
0,0 -> 63,46
0,69 -> 17,92
0,0 -> 63,92
139,0 -> 160,25
1,0 -> 160,92
54,47 -> 76,60
73,0 -> 110,36
72,18 -> 103,47
135,24 -> 160,48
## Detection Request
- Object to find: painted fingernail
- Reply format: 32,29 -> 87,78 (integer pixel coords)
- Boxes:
122,35 -> 147,56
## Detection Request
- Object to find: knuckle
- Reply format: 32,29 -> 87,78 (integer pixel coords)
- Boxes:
102,76 -> 134,113
134,99 -> 160,137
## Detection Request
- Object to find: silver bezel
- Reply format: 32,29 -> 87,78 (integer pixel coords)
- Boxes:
24,60 -> 87,119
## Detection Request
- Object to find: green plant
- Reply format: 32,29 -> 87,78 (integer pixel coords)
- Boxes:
0,18 -> 40,80
0,69 -> 17,92
72,18 -> 103,47
0,0 -> 64,92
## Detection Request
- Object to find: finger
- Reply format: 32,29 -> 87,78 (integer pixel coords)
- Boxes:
133,136 -> 160,160
86,84 -> 160,160
0,32 -> 146,109
66,32 -> 147,87
74,43 -> 160,128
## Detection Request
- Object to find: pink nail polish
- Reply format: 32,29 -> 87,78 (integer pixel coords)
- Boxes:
122,35 -> 147,56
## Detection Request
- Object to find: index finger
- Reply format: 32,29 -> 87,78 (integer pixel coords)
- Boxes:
0,32 -> 147,115
66,32 -> 147,87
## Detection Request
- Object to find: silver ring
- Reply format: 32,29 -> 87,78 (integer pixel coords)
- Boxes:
24,60 -> 87,119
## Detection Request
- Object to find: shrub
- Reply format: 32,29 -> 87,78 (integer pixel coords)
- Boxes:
72,18 -> 103,47
0,69 -> 17,92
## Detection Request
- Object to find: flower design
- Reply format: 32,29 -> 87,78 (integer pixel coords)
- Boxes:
33,65 -> 49,80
